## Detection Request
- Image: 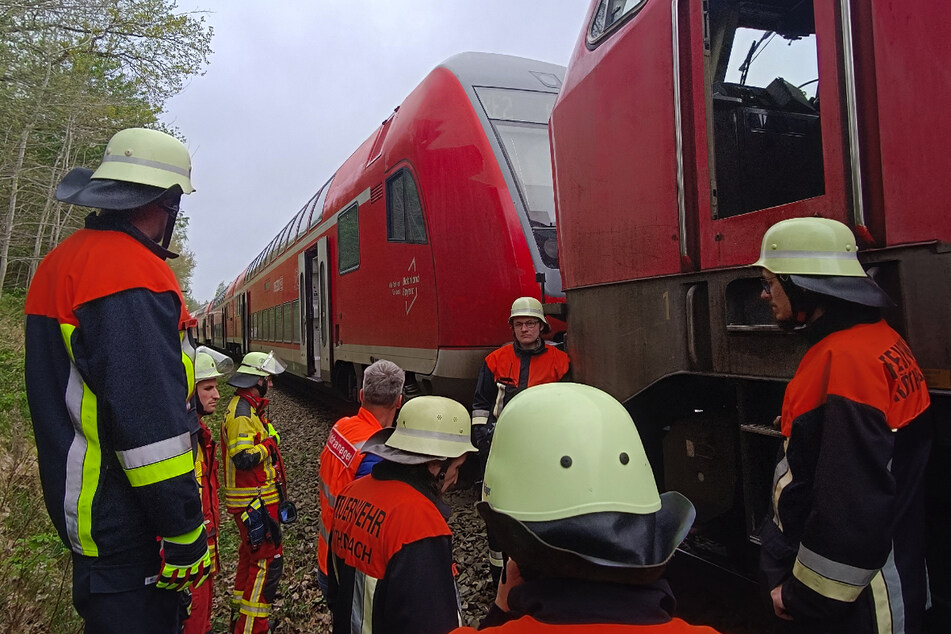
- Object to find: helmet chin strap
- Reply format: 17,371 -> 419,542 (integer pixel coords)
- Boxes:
777,275 -> 819,329
161,207 -> 178,249
256,377 -> 269,398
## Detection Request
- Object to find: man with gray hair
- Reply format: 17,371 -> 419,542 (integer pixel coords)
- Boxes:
317,360 -> 405,593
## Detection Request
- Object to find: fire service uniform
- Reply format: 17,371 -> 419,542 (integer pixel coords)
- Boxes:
25,212 -> 206,629
317,407 -> 386,581
328,461 -> 462,634
222,390 -> 283,633
760,318 -> 932,633
184,417 -> 221,634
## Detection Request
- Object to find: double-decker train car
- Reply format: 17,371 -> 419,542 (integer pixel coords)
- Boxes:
202,52 -> 566,402
551,0 -> 950,621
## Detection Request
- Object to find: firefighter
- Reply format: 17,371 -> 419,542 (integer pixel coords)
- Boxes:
327,395 -> 477,634
753,217 -> 933,633
452,382 -> 718,633
183,347 -> 233,634
471,296 -> 570,584
221,350 -> 288,634
24,128 -> 210,632
316,359 -> 404,593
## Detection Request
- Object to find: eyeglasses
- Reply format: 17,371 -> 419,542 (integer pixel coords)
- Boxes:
512,319 -> 540,330
761,276 -> 777,295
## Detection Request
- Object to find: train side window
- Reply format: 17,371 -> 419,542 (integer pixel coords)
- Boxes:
337,204 -> 360,274
588,0 -> 647,44
283,302 -> 293,342
292,299 -> 301,343
706,0 -> 823,219
386,169 -> 427,244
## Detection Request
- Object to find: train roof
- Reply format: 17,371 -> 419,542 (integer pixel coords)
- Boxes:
438,52 -> 565,92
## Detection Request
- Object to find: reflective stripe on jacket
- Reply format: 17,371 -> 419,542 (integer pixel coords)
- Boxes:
24,216 -> 202,558
763,319 -> 932,631
221,392 -> 279,512
317,407 -> 383,574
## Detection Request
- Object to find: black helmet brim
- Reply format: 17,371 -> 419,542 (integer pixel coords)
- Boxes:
56,167 -> 179,211
790,274 -> 895,307
476,491 -> 695,584
227,372 -> 264,389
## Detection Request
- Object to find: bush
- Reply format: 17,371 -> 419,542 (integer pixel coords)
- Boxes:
0,292 -> 81,633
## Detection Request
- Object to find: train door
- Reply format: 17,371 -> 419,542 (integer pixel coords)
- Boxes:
683,0 -> 855,269
299,237 -> 332,381
220,303 -> 228,351
239,292 -> 250,354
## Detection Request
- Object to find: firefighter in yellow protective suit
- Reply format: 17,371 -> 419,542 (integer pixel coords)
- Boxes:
221,351 -> 288,634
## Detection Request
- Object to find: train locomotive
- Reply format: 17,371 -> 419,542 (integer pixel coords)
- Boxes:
198,52 -> 566,403
551,0 -> 950,623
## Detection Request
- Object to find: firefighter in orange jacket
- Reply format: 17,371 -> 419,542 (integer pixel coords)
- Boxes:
221,351 -> 288,634
316,359 -> 404,594
327,396 -> 477,634
472,296 -> 569,583
453,383 -> 719,633
753,218 -> 933,633
183,348 -> 232,634
25,128 -> 210,633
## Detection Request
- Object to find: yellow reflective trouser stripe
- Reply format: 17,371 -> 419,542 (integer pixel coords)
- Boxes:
61,324 -> 100,556
124,450 -> 195,487
793,558 -> 865,602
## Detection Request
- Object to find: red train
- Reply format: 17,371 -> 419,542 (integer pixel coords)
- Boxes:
551,0 -> 949,620
197,52 -> 566,403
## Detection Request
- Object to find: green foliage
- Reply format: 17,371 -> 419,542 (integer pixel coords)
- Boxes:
0,292 -> 80,632
0,0 -> 214,294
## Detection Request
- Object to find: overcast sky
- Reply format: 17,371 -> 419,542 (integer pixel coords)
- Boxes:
163,1 -> 590,302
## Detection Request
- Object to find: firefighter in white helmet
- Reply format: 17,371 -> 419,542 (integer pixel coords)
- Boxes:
451,383 -> 718,632
25,127 -> 210,632
471,296 -> 570,584
183,347 -> 232,634
327,396 -> 477,633
753,218 -> 932,632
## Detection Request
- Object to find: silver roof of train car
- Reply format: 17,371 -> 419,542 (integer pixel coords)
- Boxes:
438,51 -> 565,92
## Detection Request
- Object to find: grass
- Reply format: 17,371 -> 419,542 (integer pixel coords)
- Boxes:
0,291 -> 81,633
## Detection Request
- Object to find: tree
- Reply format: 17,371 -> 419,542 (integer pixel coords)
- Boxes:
0,0 -> 214,295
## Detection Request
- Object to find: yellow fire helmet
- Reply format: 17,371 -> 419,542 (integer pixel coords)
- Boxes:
478,383 -> 695,583
752,217 -> 893,306
509,296 -> 550,334
55,128 -> 195,211
195,346 -> 234,382
227,350 -> 287,388
362,396 -> 477,464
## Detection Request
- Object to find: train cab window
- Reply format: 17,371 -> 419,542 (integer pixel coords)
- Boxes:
475,86 -> 560,270
707,0 -> 823,219
337,204 -> 360,274
588,0 -> 647,43
386,169 -> 427,243
309,176 -> 334,228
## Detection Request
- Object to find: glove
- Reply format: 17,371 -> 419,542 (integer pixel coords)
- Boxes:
261,436 -> 279,461
266,422 -> 281,445
157,525 -> 212,591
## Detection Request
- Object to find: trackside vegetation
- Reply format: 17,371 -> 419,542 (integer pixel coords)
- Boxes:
0,292 -> 80,633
